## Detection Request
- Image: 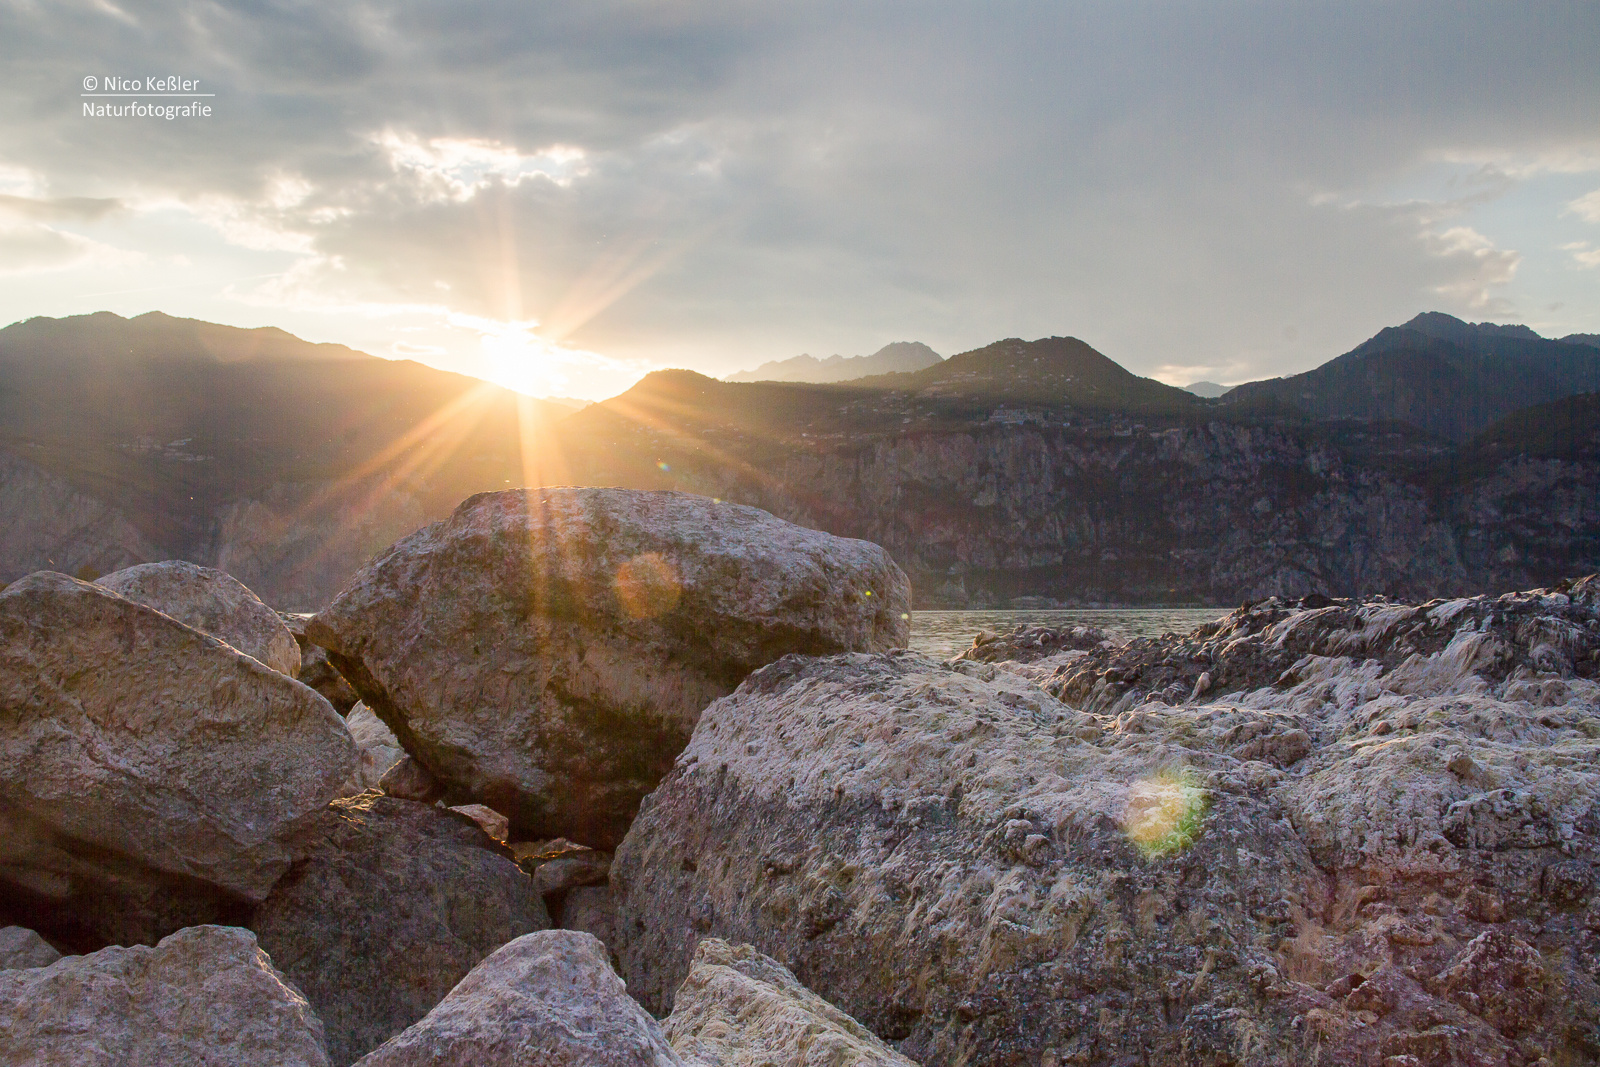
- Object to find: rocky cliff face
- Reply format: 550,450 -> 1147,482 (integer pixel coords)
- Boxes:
577,415 -> 1594,607
0,450 -> 161,583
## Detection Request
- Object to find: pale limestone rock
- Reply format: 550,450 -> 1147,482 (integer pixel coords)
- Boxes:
0,926 -> 60,970
250,793 -> 549,1066
614,619 -> 1600,1066
0,924 -> 329,1066
353,930 -> 679,1067
338,703 -> 405,797
98,559 -> 301,676
310,487 -> 909,848
665,939 -> 918,1067
0,572 -> 355,945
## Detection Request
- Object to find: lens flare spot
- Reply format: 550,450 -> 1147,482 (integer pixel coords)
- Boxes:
1122,769 -> 1207,859
656,460 -> 671,472
614,551 -> 682,620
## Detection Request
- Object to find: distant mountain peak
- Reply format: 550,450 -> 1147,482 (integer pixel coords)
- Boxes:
725,341 -> 941,384
1182,381 -> 1230,398
1401,312 -> 1543,343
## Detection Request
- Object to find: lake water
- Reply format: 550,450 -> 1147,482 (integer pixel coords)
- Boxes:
909,608 -> 1229,660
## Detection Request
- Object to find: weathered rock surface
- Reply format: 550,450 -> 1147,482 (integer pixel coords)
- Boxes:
1046,574 -> 1600,715
0,926 -> 60,970
664,938 -> 918,1067
447,803 -> 509,843
353,930 -> 679,1067
337,704 -> 405,797
97,559 -> 301,676
556,885 -> 616,945
614,577 -> 1600,1066
0,924 -> 329,1066
283,612 -> 360,714
0,572 -> 355,947
379,756 -> 445,803
310,487 -> 910,848
954,622 -> 1110,665
513,838 -> 613,898
250,793 -> 550,1066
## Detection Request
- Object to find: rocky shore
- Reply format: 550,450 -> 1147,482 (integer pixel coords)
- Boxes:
2,485 -> 1597,1066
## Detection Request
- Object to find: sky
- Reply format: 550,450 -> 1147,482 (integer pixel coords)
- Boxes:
1,1 -> 1598,400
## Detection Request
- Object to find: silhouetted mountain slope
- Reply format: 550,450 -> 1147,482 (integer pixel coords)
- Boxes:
724,341 -> 941,383
864,336 -> 1203,414
1224,313 -> 1600,441
0,312 -> 568,606
4,314 -> 1597,608
1563,334 -> 1600,349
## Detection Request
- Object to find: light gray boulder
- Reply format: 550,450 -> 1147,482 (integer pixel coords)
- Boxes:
250,793 -> 550,1066
309,487 -> 909,848
0,572 -> 356,946
282,612 -> 360,714
612,652 -> 1332,1065
0,926 -> 60,970
664,939 -> 918,1067
336,703 -> 405,797
615,582 -> 1600,1066
0,924 -> 329,1066
353,930 -> 679,1067
98,559 -> 301,676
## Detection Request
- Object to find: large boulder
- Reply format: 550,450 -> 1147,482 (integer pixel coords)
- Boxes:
664,939 -> 918,1067
353,930 -> 679,1067
0,924 -> 329,1066
97,560 -> 301,676
309,488 -> 909,847
0,572 -> 355,947
613,616 -> 1600,1066
250,793 -> 550,1066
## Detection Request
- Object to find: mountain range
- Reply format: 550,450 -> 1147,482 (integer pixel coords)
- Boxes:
1223,312 -> 1600,441
1,309 -> 1595,608
723,341 -> 941,383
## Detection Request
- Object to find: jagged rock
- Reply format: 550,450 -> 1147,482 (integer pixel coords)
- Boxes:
353,930 -> 679,1066
664,939 -> 918,1067
448,803 -> 509,843
614,576 -> 1600,1067
0,572 -> 355,947
250,793 -> 549,1066
309,488 -> 910,848
282,612 -> 361,714
512,839 -> 612,897
337,704 -> 405,797
1046,577 -> 1600,715
612,651 -> 1323,1064
0,925 -> 60,969
0,924 -> 329,1066
954,622 -> 1110,665
97,560 -> 301,676
379,756 -> 445,804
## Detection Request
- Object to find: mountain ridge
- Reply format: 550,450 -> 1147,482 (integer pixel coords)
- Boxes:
724,340 -> 941,383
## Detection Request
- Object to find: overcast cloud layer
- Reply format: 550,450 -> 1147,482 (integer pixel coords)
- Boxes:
1,0 -> 1598,397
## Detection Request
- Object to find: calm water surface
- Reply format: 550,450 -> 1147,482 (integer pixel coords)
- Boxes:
909,608 -> 1228,660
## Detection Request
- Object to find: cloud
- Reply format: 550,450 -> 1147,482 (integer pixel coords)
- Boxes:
0,1 -> 1597,390
1571,189 -> 1600,223
0,219 -> 140,275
